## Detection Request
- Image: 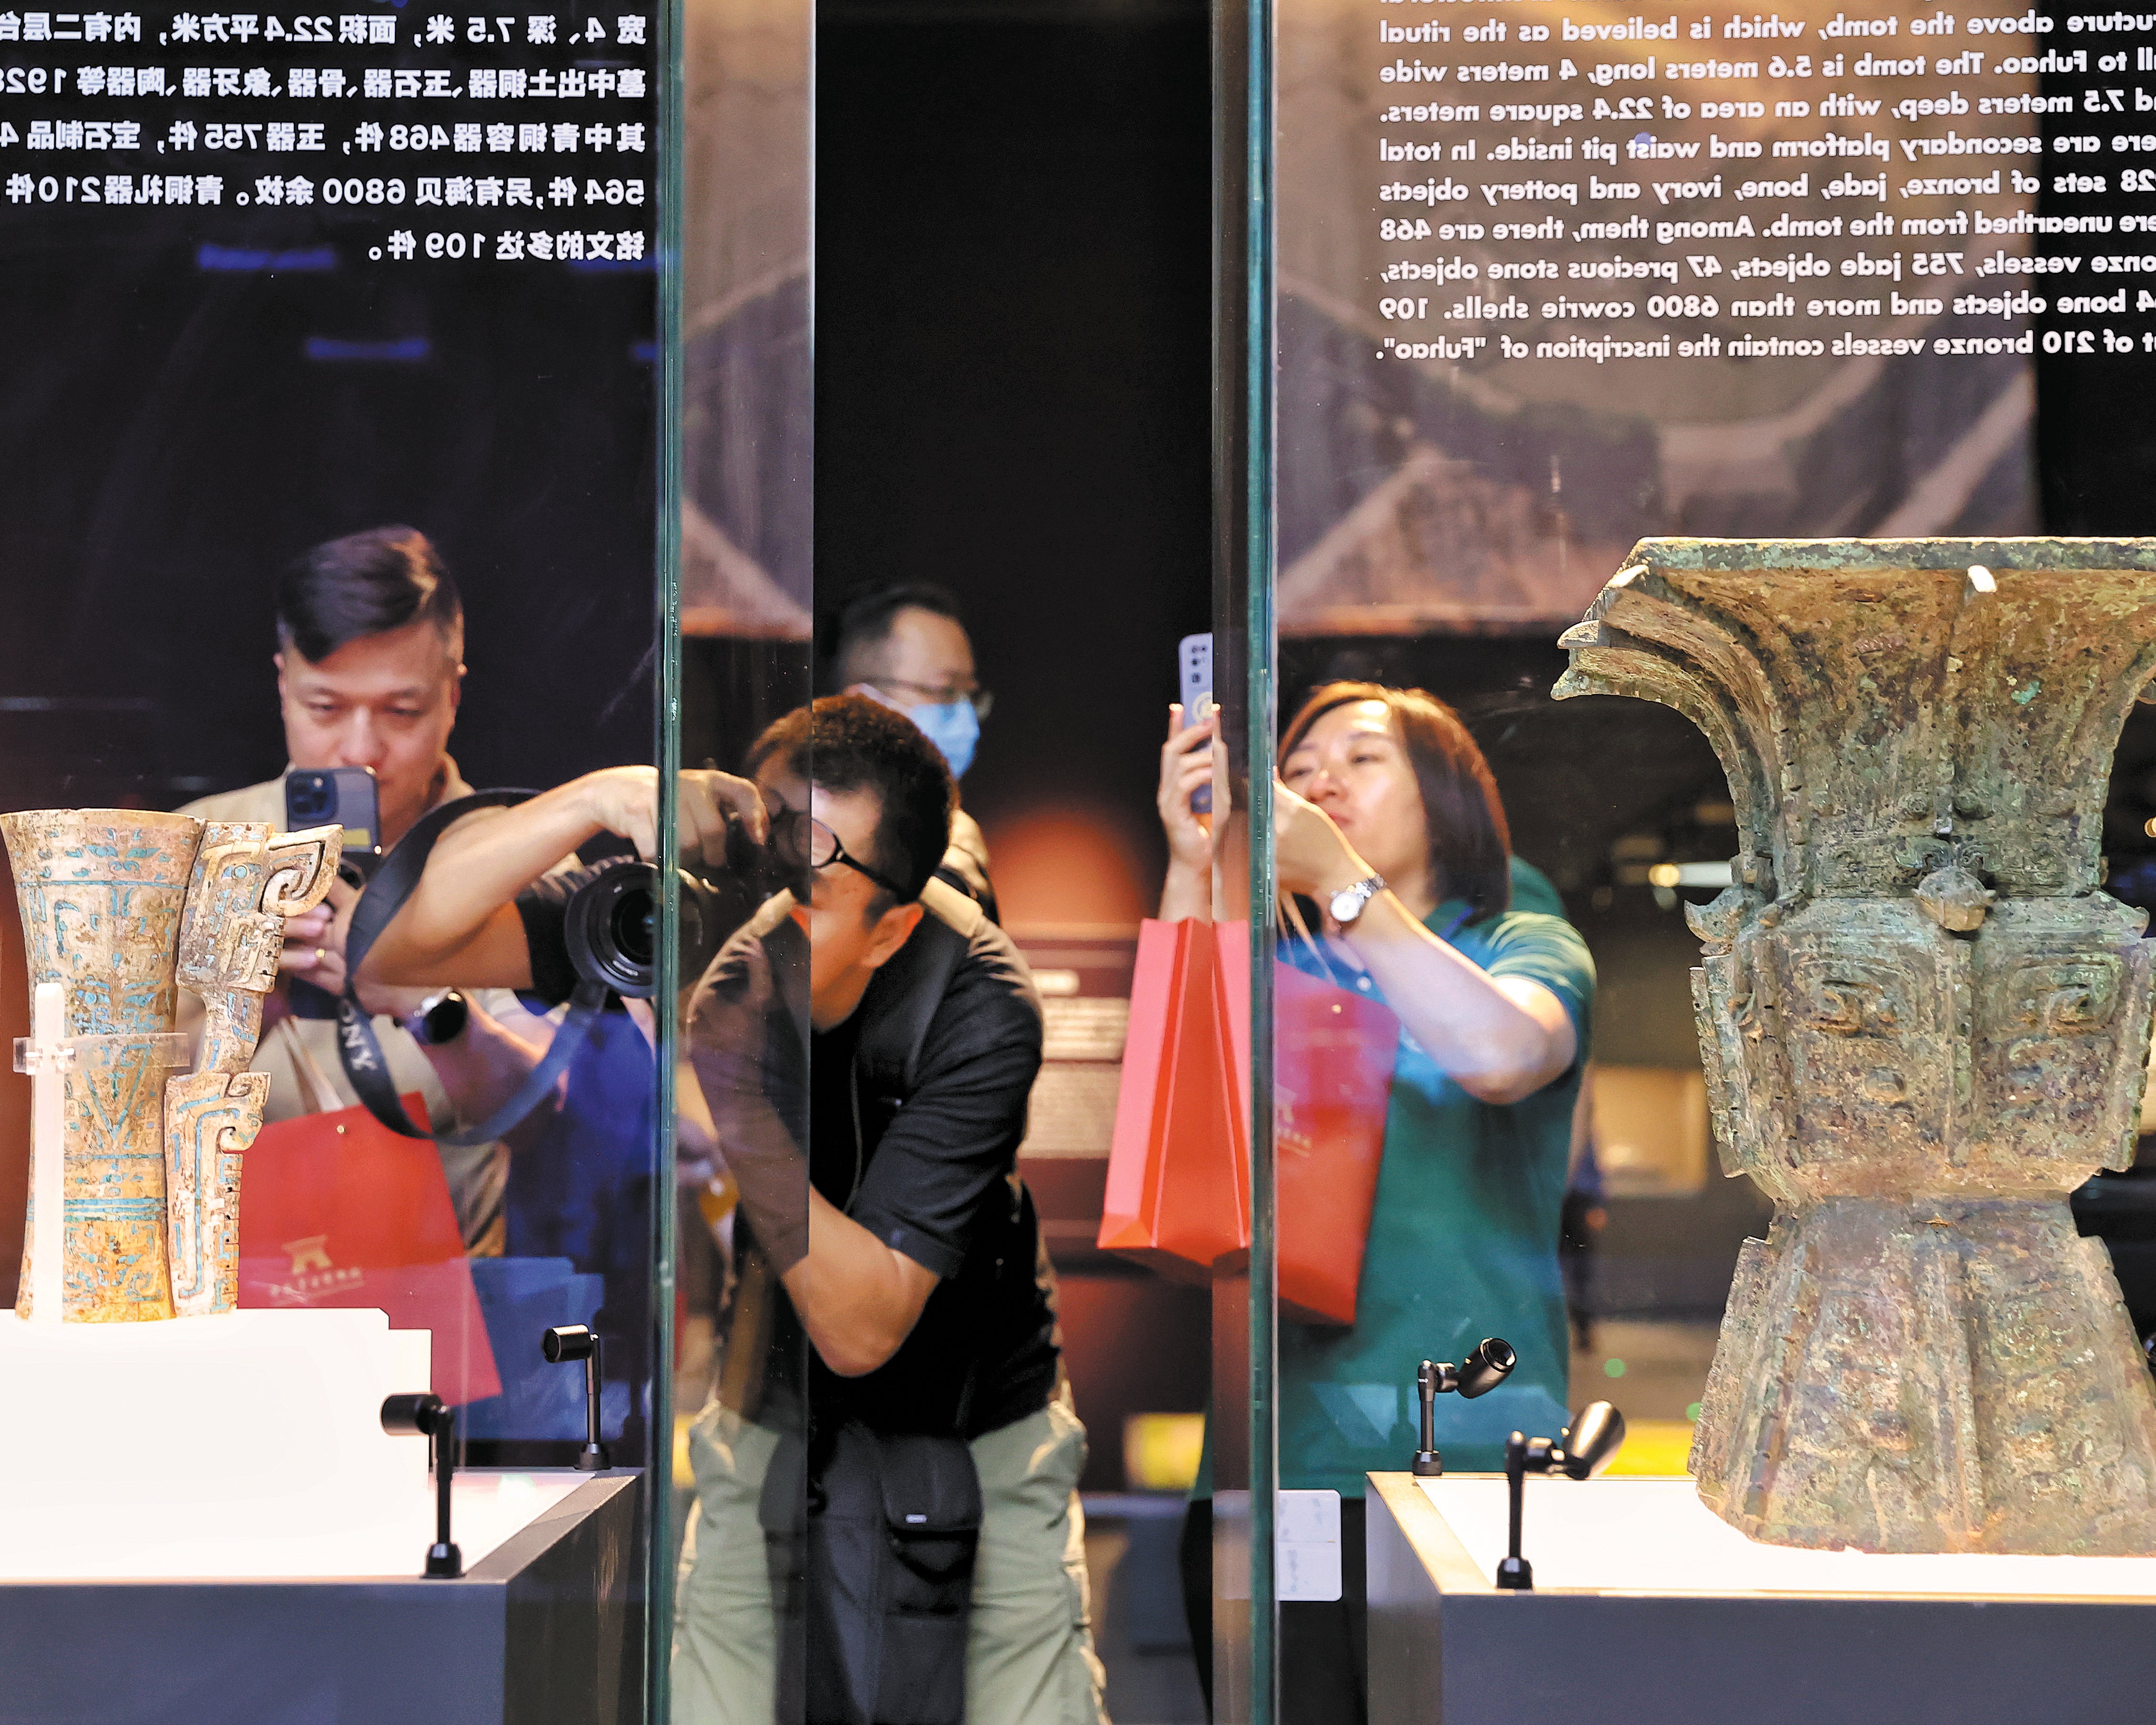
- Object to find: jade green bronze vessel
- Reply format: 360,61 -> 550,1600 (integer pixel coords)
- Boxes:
1557,539 -> 2156,1554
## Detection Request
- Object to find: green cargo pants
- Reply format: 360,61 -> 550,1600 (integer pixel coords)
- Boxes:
670,1382 -> 1111,1725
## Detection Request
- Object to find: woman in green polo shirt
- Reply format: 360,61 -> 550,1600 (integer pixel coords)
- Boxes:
1158,680 -> 1595,1725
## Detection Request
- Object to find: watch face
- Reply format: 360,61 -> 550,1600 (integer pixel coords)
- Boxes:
1330,877 -> 1383,923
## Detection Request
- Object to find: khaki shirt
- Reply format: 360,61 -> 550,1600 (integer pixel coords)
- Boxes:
177,760 -> 522,1251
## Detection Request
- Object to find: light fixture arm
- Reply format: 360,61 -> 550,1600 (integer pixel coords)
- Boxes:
1411,1337 -> 1517,1476
1494,1403 -> 1626,1592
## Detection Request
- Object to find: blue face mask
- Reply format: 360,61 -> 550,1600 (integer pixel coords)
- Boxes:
909,698 -> 980,781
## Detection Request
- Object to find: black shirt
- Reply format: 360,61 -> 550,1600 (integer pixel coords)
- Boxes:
526,865 -> 1062,1440
784,884 -> 1059,1438
795,1020 -> 1058,1437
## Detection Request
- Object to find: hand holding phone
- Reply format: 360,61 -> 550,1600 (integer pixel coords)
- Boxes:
1160,635 -> 1219,885
1178,633 -> 1213,816
285,767 -> 383,884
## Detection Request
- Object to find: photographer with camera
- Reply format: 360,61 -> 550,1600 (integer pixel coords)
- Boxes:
179,525 -> 569,1251
357,696 -> 1107,1725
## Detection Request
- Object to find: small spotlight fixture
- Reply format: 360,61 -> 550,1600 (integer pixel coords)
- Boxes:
542,1323 -> 611,1471
1412,1338 -> 1516,1477
1494,1402 -> 1627,1592
381,1391 -> 463,1578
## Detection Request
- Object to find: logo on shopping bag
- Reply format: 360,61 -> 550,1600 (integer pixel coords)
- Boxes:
259,1233 -> 362,1303
283,1235 -> 334,1274
1275,1096 -> 1314,1159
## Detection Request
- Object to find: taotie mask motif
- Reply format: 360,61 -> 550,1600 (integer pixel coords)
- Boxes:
1555,544 -> 2156,1557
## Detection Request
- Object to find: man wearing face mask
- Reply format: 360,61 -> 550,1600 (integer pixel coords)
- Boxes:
827,582 -> 997,918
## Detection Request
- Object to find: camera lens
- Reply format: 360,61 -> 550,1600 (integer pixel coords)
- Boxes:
290,777 -> 330,819
564,858 -> 660,996
563,857 -> 739,999
608,883 -> 656,969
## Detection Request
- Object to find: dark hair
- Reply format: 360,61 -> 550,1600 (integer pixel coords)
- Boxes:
746,694 -> 955,907
276,526 -> 463,664
1280,681 -> 1513,921
822,582 -> 966,690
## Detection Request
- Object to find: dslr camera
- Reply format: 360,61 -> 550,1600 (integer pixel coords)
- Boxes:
561,809 -> 792,998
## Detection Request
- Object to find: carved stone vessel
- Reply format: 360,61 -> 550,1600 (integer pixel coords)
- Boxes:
1555,540 -> 2156,1554
3,810 -> 338,1321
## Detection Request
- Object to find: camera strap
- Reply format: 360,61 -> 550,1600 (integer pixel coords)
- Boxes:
334,790 -> 611,1147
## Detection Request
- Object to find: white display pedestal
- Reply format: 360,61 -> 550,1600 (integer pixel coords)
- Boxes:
1367,1472 -> 2156,1725
0,1307 -> 451,1574
1417,1475 -> 2156,1600
0,1309 -> 644,1722
1,1472 -> 643,1724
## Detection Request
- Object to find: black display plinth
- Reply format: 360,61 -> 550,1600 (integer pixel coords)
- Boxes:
1367,1472 -> 2156,1725
0,1471 -> 641,1725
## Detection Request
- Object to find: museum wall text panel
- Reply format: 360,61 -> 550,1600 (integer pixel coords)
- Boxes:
0,0 -> 683,1709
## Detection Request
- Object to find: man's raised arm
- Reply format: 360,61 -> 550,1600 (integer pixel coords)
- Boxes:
359,766 -> 763,990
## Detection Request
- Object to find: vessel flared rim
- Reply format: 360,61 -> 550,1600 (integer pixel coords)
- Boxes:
0,809 -> 203,825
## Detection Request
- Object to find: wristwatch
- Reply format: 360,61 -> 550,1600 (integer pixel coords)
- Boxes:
1328,874 -> 1386,927
405,989 -> 470,1047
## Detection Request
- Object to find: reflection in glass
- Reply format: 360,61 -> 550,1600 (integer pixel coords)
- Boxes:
672,695 -> 1109,1725
0,0 -> 669,1687
667,0 -> 814,1714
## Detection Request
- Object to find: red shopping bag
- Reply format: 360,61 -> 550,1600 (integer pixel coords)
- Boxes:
237,1088 -> 502,1405
1101,919 -> 1397,1324
1216,926 -> 1398,1326
1097,919 -> 1248,1280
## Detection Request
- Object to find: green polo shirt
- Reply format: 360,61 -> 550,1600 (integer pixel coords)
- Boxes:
1274,862 -> 1595,1492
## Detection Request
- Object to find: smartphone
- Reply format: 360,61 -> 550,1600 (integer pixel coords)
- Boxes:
1178,632 -> 1213,816
284,767 -> 383,882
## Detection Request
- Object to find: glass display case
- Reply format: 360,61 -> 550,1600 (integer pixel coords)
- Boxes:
1216,0 -> 2156,1719
0,0 -> 809,1709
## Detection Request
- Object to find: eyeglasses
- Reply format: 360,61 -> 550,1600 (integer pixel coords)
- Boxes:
769,806 -> 912,902
870,677 -> 994,720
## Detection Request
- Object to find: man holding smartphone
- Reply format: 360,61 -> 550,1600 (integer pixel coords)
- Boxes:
177,524 -> 554,1250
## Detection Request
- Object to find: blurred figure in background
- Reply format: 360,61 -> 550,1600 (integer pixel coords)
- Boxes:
826,580 -> 997,916
1559,1070 -> 1606,1353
